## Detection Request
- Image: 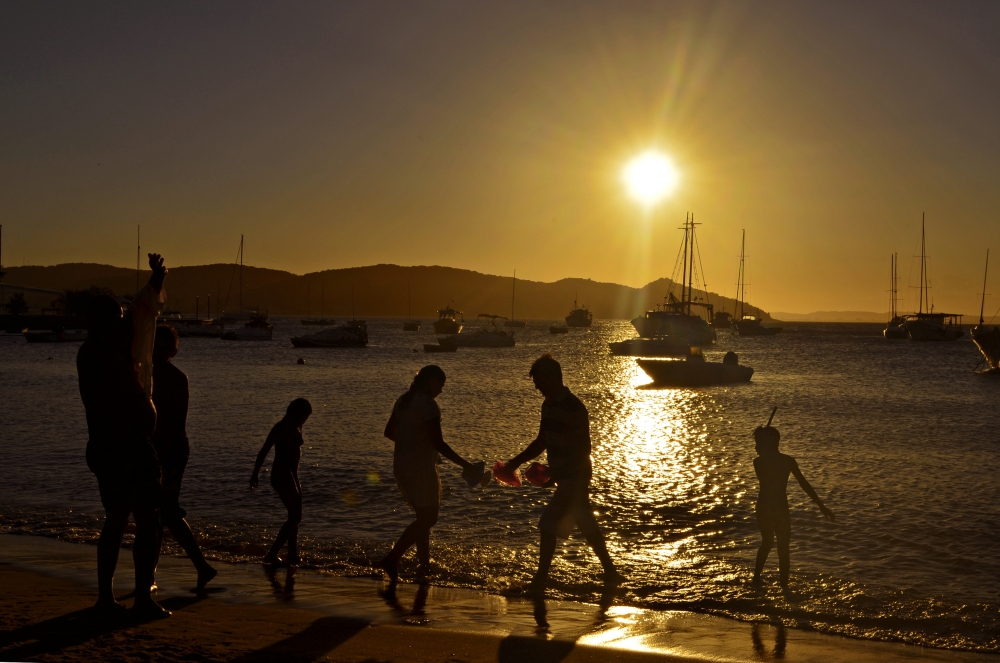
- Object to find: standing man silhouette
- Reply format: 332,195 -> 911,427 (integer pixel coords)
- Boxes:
503,354 -> 625,594
77,253 -> 170,618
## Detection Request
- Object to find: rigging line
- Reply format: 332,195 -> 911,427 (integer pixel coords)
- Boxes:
693,225 -> 708,301
668,231 -> 686,303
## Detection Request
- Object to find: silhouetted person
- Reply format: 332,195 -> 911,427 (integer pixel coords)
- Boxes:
503,354 -> 624,594
251,398 -> 312,565
151,325 -> 216,590
77,253 -> 169,618
751,425 -> 834,587
379,365 -> 478,584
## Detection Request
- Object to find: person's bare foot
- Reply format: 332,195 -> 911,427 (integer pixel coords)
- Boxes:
377,556 -> 398,584
197,565 -> 218,591
262,553 -> 280,565
131,595 -> 171,620
415,564 -> 431,585
602,569 -> 627,587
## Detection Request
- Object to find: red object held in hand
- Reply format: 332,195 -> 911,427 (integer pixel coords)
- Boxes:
524,463 -> 551,487
492,461 -> 521,487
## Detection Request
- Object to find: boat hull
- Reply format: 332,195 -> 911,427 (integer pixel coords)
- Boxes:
971,325 -> 1000,369
433,320 -> 462,334
637,358 -> 754,386
402,321 -> 421,331
632,313 -> 716,344
905,320 -> 963,341
609,338 -> 690,357
733,321 -> 782,336
565,311 -> 592,327
550,326 -> 569,334
883,326 -> 908,339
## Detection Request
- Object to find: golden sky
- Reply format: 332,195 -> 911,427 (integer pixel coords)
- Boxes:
3,2 -> 1000,315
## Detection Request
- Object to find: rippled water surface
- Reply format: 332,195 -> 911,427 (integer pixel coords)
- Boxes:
2,319 -> 999,651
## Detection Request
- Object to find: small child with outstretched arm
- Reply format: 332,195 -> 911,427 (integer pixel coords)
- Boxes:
752,424 -> 834,587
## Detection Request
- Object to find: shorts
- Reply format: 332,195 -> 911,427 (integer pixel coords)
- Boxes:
394,469 -> 442,509
539,479 -> 600,538
88,437 -> 163,512
755,502 -> 791,542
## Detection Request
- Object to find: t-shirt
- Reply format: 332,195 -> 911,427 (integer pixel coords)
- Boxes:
390,391 -> 441,478
539,386 -> 592,482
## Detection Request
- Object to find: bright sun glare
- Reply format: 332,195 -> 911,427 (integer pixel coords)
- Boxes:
622,151 -> 680,207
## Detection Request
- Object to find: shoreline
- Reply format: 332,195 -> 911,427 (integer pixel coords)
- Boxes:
0,533 -> 993,662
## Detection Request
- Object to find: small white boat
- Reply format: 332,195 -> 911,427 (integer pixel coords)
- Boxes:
637,352 -> 753,387
443,314 -> 515,347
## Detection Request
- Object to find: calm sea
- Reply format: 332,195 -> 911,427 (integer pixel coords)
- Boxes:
1,319 -> 998,652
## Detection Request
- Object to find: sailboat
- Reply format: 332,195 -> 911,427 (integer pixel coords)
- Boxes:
732,230 -> 781,336
901,215 -> 963,341
612,214 -> 716,356
220,235 -> 274,340
302,281 -> 336,325
403,282 -> 420,331
504,270 -> 527,328
884,253 -> 908,339
971,250 -> 1000,373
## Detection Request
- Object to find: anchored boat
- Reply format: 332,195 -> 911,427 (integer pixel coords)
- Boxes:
433,305 -> 463,334
638,351 -> 754,387
902,215 -> 963,341
504,270 -> 527,328
565,298 -> 593,327
732,230 -> 781,336
442,314 -> 515,347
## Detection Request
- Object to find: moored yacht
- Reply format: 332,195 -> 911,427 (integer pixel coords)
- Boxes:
442,314 -> 515,347
884,253 -> 908,339
732,230 -> 781,337
902,215 -> 963,342
433,305 -> 463,334
565,299 -> 592,327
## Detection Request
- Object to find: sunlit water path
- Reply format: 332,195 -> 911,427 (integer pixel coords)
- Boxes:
1,320 -> 998,652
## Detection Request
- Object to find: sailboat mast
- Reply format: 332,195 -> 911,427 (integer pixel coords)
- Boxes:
980,249 -> 990,325
918,215 -> 925,315
136,225 -> 140,295
681,213 -> 690,311
408,281 -> 412,320
239,234 -> 244,315
687,215 -> 695,314
738,229 -> 746,319
321,281 -> 324,320
306,283 -> 310,319
511,270 -> 516,321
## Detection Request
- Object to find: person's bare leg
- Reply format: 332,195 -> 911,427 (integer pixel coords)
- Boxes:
165,515 -> 217,589
265,481 -> 301,564
96,505 -> 130,610
131,507 -> 170,618
754,513 -> 775,582
531,532 -> 557,591
413,506 -> 438,582
776,517 -> 791,588
578,509 -> 621,581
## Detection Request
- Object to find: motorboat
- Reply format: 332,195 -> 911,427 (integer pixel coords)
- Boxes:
732,230 -> 781,337
403,321 -> 421,331
637,351 -> 754,387
291,322 -> 367,348
424,338 -> 458,353
442,314 -> 515,347
609,338 -> 690,357
221,313 -> 274,341
433,306 -> 463,334
565,299 -> 593,327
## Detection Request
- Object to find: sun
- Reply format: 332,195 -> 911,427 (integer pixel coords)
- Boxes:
622,151 -> 680,207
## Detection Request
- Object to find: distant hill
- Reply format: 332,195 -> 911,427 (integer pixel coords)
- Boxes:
771,310 -> 888,323
2,262 -> 774,322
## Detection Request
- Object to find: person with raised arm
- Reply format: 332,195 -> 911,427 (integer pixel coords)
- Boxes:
77,253 -> 169,619
502,354 -> 624,595
751,422 -> 834,588
378,365 -> 480,584
251,399 -> 312,566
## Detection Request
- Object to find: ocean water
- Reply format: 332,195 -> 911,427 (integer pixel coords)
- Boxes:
1,319 -> 998,652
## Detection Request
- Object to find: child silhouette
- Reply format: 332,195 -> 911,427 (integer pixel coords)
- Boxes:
752,424 -> 834,587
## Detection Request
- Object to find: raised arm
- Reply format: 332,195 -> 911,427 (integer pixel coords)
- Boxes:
148,253 -> 167,293
250,427 -> 278,490
790,459 -> 834,521
428,417 -> 472,471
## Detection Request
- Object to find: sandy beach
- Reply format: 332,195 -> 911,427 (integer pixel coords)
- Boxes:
1,534 -> 993,663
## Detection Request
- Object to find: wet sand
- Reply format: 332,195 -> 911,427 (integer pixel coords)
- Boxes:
0,534 -> 992,663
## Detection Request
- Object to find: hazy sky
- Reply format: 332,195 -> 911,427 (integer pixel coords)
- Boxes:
3,1 -> 1000,314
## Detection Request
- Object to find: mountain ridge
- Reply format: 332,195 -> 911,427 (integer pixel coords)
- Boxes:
2,262 -> 773,322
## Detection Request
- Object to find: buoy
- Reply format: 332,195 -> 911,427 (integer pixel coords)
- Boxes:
296,357 -> 305,365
